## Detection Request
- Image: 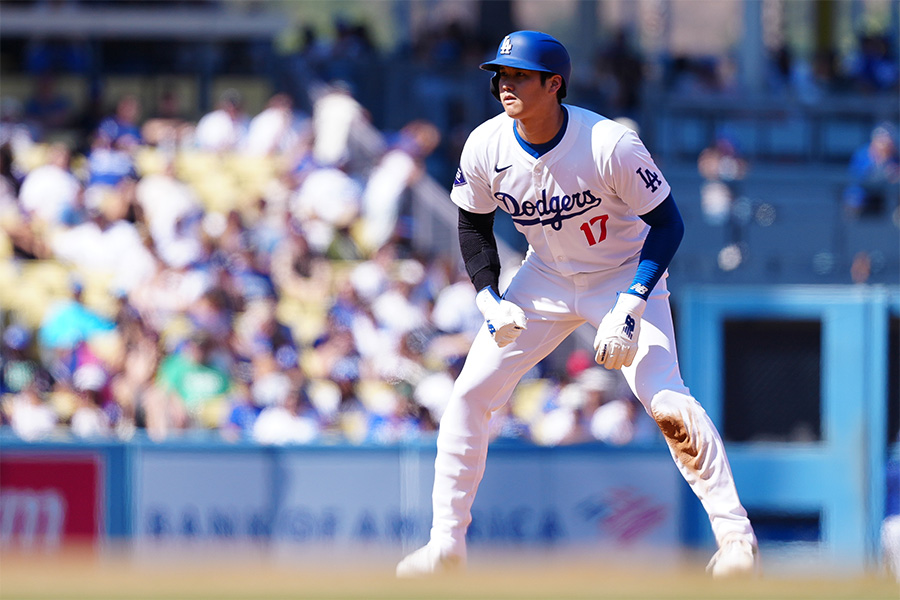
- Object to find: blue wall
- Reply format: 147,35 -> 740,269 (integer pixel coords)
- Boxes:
679,284 -> 899,571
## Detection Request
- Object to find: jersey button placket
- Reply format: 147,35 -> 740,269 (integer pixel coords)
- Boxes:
534,164 -> 563,265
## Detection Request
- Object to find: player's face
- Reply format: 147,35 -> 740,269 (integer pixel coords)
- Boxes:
495,66 -> 559,119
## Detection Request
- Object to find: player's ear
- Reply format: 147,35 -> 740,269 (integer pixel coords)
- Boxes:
547,74 -> 563,95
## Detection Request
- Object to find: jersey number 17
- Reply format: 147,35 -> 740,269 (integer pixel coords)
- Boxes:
579,214 -> 609,246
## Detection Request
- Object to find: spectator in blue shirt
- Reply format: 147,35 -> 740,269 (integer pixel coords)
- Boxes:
97,94 -> 142,147
843,122 -> 899,217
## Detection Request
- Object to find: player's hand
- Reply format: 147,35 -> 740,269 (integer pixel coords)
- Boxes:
475,287 -> 527,348
594,293 -> 646,370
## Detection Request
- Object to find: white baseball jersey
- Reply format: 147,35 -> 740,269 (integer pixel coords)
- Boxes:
402,107 -> 757,573
451,106 -> 671,277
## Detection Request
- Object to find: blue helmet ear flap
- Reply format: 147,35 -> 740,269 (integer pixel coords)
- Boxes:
490,73 -> 501,101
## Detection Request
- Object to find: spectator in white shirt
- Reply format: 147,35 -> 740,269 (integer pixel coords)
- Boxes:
135,160 -> 204,268
18,142 -> 81,226
310,81 -> 368,167
194,89 -> 249,153
8,385 -> 57,441
70,364 -> 112,439
50,182 -> 156,293
243,93 -> 308,157
359,120 -> 440,252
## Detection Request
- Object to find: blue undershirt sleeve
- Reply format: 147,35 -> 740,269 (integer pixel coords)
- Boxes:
625,194 -> 685,300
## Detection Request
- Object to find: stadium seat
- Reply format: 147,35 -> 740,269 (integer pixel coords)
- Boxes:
509,379 -> 551,424
277,296 -> 327,347
223,154 -> 281,206
0,260 -> 21,311
0,230 -> 13,260
21,260 -> 71,296
135,147 -> 169,177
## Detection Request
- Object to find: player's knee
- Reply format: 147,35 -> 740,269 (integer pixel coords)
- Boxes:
647,390 -> 706,431
648,391 -> 712,470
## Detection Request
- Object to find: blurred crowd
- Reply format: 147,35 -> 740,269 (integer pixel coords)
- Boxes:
663,30 -> 899,101
5,3 -> 893,449
0,82 -> 655,447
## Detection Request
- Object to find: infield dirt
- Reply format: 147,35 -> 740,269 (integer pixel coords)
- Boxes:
2,545 -> 897,600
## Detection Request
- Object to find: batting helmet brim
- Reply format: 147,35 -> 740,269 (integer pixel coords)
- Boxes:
480,56 -> 558,75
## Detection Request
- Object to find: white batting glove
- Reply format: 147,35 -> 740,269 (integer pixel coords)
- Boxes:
594,293 -> 646,370
475,287 -> 527,348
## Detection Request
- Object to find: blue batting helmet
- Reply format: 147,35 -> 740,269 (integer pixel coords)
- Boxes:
480,31 -> 571,100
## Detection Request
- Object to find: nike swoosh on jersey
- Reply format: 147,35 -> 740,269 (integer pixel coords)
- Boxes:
494,164 -> 512,173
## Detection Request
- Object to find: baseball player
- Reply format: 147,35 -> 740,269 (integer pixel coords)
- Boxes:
396,31 -> 758,578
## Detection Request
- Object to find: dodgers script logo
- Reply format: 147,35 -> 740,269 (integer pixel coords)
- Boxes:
495,188 -> 602,230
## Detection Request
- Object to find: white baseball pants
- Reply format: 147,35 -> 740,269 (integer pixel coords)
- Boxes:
428,258 -> 756,557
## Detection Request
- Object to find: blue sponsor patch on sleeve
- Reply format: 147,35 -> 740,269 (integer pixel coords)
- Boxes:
453,167 -> 467,187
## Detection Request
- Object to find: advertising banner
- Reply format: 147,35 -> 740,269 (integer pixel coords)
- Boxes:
134,450 -> 270,543
469,451 -> 680,548
133,446 -> 680,553
0,452 -> 104,548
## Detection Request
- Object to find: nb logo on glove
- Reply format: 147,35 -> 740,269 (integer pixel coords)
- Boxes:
593,294 -> 646,370
623,315 -> 635,339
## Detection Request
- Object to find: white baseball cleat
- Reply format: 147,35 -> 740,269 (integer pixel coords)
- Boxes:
396,543 -> 465,578
706,539 -> 759,579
